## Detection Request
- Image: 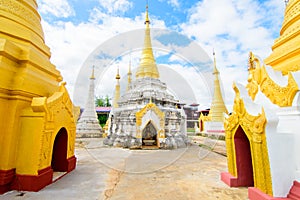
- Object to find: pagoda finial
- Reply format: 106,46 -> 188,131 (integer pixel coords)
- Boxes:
135,2 -> 160,79
145,0 -> 150,25
113,67 -> 121,108
116,66 -> 120,80
90,65 -> 95,80
285,0 -> 289,6
127,57 -> 132,91
213,50 -> 219,74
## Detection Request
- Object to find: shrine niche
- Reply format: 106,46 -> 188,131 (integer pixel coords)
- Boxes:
221,83 -> 273,196
142,122 -> 157,146
136,102 -> 165,148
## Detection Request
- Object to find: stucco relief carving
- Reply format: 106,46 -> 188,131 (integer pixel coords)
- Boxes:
247,52 -> 298,107
136,102 -> 165,139
224,83 -> 272,195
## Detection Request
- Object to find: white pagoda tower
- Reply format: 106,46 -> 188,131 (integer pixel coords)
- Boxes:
76,67 -> 102,137
104,5 -> 188,149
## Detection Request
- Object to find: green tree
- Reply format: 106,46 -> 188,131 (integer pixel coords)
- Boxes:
95,95 -> 111,127
95,95 -> 111,107
104,95 -> 111,107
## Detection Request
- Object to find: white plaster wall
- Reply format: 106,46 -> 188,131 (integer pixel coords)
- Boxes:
204,121 -> 224,132
265,116 -> 295,197
264,100 -> 300,197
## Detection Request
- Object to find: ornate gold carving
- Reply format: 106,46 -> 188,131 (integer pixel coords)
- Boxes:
247,52 -> 299,107
199,113 -> 211,122
136,130 -> 142,139
224,83 -> 273,195
33,83 -> 76,169
158,130 -> 164,138
136,102 -> 165,139
281,0 -> 300,34
0,0 -> 43,37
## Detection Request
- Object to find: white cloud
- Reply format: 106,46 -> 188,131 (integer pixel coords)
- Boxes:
37,0 -> 75,18
168,0 -> 180,8
158,0 -> 180,9
41,9 -> 167,103
98,0 -> 133,14
39,0 -> 285,109
180,0 -> 285,105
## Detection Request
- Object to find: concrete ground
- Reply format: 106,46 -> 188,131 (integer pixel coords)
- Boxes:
1,137 -> 248,200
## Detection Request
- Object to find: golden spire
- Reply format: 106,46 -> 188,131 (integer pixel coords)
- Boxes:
264,0 -> 300,73
127,59 -> 132,91
90,65 -> 95,80
213,50 -> 219,75
284,0 -> 289,6
209,51 -> 228,121
113,67 -> 121,108
116,66 -> 121,80
135,3 -> 160,79
145,3 -> 150,26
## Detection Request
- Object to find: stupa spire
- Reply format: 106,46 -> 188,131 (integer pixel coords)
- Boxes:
213,50 -> 219,74
145,3 -> 150,26
127,59 -> 132,91
209,51 -> 228,121
90,65 -> 95,79
135,3 -> 159,79
113,67 -> 121,108
76,66 -> 103,137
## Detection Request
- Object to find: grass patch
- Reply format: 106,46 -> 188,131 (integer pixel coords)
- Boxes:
198,143 -> 213,150
187,128 -> 195,133
196,132 -> 225,141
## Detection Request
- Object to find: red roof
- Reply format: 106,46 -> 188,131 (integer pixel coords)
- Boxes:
96,107 -> 111,112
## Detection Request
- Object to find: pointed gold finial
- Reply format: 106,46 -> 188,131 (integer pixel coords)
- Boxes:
135,2 -> 160,79
127,57 -> 132,91
145,1 -> 150,26
213,50 -> 219,74
285,0 -> 289,6
113,67 -> 121,108
90,65 -> 95,79
128,56 -> 132,76
116,66 -> 120,80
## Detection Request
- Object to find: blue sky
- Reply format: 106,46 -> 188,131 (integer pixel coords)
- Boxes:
37,0 -> 286,109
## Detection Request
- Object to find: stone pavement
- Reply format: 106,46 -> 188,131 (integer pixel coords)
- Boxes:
1,138 -> 247,200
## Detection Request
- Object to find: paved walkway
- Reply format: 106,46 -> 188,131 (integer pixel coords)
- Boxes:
2,138 -> 248,200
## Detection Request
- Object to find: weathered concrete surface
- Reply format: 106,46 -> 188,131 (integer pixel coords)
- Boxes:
190,135 -> 227,156
1,138 -> 247,200
108,143 -> 247,200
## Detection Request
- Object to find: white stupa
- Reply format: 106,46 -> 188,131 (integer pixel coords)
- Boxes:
76,67 -> 102,137
104,5 -> 188,149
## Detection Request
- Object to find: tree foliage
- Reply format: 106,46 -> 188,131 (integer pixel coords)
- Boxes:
95,95 -> 111,127
95,95 -> 111,107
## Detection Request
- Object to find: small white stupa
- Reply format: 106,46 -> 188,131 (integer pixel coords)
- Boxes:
76,67 -> 102,137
